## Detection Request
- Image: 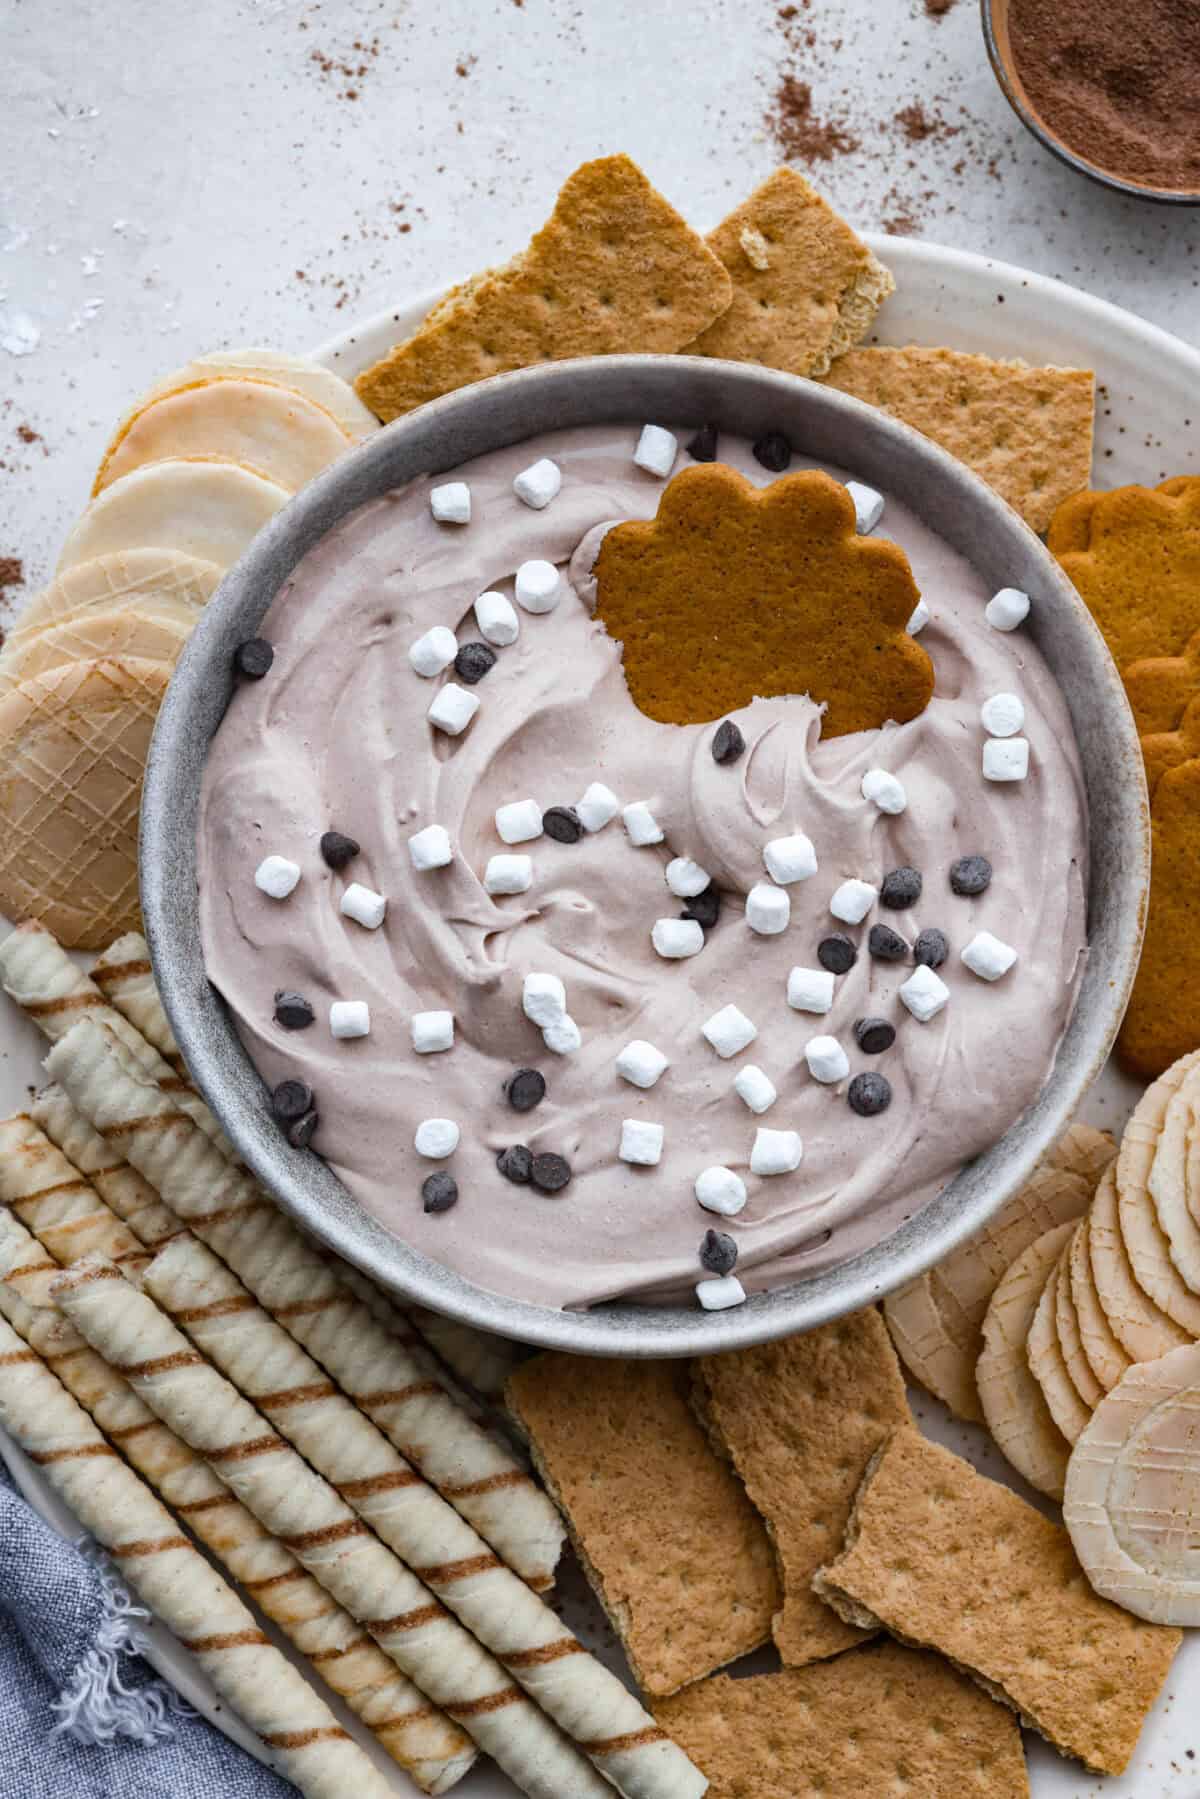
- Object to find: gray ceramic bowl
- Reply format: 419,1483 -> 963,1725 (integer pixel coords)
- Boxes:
142,355 -> 1148,1358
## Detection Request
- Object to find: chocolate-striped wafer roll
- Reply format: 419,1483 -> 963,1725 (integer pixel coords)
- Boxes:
55,1258 -> 616,1799
91,931 -> 187,1074
0,1309 -> 400,1799
32,1082 -> 183,1252
0,1113 -> 150,1276
144,1234 -> 706,1799
409,1306 -> 529,1401
0,1214 -> 473,1794
48,1018 -> 565,1592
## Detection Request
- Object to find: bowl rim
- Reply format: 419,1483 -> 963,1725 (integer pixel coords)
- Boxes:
142,352 -> 1148,1357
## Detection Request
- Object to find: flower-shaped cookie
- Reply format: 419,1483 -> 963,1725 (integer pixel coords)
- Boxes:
1048,475 -> 1200,671
594,464 -> 933,737
1126,627 -> 1200,738
1119,758 -> 1200,1079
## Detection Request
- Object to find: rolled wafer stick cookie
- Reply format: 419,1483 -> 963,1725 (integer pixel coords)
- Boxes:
0,1113 -> 151,1276
54,1257 -> 621,1799
143,1232 -> 705,1799
0,1208 -> 473,1792
91,930 -> 188,1074
31,1082 -> 184,1251
47,1017 -> 566,1593
409,1306 -> 529,1401
0,1308 -> 400,1799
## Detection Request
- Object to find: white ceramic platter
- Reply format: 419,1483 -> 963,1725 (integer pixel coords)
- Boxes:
4,235 -> 1200,1795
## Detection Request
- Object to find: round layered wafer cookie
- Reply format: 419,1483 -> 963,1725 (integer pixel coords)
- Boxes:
1065,1341 -> 1200,1626
139,348 -> 377,440
1044,1121 -> 1118,1188
977,1221 -> 1076,1499
0,604 -> 192,696
1069,1214 -> 1133,1393
1088,1164 -> 1189,1363
1117,1052 -> 1200,1336
95,378 -> 352,494
11,548 -> 218,638
1027,1251 -> 1093,1445
1148,1062 -> 1200,1298
1055,1225 -> 1105,1409
0,656 -> 168,948
57,459 -> 288,574
882,1273 -> 983,1422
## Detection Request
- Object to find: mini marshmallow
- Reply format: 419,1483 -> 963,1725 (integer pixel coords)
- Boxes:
861,768 -> 907,814
845,480 -> 884,533
522,971 -> 567,1027
899,964 -> 950,1023
513,457 -> 562,510
787,965 -> 836,1014
695,1166 -> 748,1217
985,586 -> 1030,631
763,833 -> 818,884
702,1004 -> 757,1059
411,1010 -> 454,1054
255,855 -> 300,900
652,918 -> 704,959
962,930 -> 1018,981
484,854 -> 533,895
751,1127 -> 803,1175
330,1000 -> 370,1039
514,559 -> 561,614
983,737 -> 1030,782
623,801 -> 665,846
634,424 -> 677,478
339,882 -> 386,929
495,799 -> 544,844
577,781 -> 620,832
805,1035 -> 850,1084
474,591 -> 520,646
408,825 -> 453,871
734,1064 -> 777,1114
427,683 -> 479,736
981,692 -> 1025,737
542,1014 -> 582,1055
430,481 -> 470,524
408,624 -> 458,677
746,881 -> 790,935
830,878 -> 878,924
696,1274 -> 747,1311
414,1118 -> 459,1158
616,1040 -> 670,1088
660,863 -> 708,906
907,598 -> 931,635
619,1119 -> 664,1166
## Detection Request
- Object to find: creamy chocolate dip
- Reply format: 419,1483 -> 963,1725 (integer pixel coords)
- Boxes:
197,424 -> 1088,1310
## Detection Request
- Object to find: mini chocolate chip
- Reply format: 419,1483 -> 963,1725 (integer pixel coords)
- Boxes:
531,1152 -> 572,1193
848,1072 -> 892,1117
274,991 -> 315,1030
320,830 -> 360,870
880,866 -> 923,908
699,1228 -> 738,1275
950,854 -> 993,896
868,923 -> 909,962
454,641 -> 498,685
686,422 -> 719,463
711,719 -> 746,765
683,885 -> 722,930
543,805 -> 583,844
233,637 -> 274,679
854,1016 -> 896,1055
271,1078 -> 313,1121
505,1068 -> 546,1113
914,927 -> 949,969
496,1144 -> 533,1185
422,1171 -> 459,1213
286,1109 -> 319,1149
818,933 -> 858,975
752,431 -> 792,472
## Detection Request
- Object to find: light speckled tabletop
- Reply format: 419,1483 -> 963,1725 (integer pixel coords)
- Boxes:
2,0 -> 1199,608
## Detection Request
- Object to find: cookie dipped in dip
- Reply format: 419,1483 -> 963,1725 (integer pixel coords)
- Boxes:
197,422 -> 1088,1312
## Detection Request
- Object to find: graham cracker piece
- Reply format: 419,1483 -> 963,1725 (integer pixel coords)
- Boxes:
812,1428 -> 1181,1775
1048,475 -> 1200,668
820,345 -> 1095,533
652,1640 -> 1028,1799
1119,760 -> 1200,1077
594,464 -> 932,736
684,167 -> 894,379
1125,627 -> 1200,737
693,1307 -> 909,1667
355,156 -> 733,422
505,1355 -> 779,1697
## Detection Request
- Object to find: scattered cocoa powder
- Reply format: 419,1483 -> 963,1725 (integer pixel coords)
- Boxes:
766,75 -> 860,163
925,0 -> 957,15
894,101 -> 960,145
0,558 -> 24,595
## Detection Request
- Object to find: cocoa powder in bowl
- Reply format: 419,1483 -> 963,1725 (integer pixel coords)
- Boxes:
1007,0 -> 1200,193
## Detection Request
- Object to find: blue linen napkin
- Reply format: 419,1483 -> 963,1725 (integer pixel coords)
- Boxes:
0,1458 -> 297,1798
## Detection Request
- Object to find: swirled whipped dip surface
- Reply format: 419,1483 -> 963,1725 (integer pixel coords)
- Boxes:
197,423 -> 1089,1310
